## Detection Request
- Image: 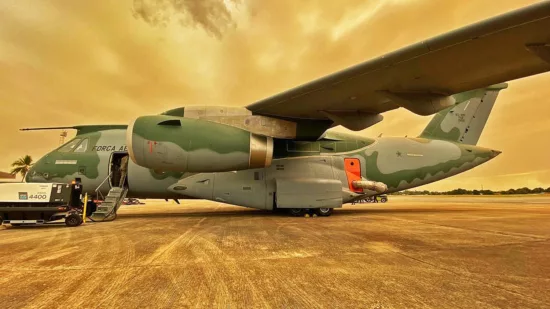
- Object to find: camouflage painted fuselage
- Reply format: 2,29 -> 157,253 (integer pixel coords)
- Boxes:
26,129 -> 185,199
166,135 -> 499,209
26,127 -> 499,209
25,84 -> 504,209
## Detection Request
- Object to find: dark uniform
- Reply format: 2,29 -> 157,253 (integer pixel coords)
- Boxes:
119,156 -> 129,188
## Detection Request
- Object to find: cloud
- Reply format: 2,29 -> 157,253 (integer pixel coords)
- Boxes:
132,0 -> 241,39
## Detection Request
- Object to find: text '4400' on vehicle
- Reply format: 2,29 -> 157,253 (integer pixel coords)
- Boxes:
21,2 -> 550,217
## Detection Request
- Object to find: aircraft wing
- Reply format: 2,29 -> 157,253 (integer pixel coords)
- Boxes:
246,1 -> 550,125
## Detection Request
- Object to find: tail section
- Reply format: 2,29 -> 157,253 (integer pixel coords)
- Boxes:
419,83 -> 508,145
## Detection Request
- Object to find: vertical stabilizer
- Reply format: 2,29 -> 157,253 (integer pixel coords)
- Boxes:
419,83 -> 508,145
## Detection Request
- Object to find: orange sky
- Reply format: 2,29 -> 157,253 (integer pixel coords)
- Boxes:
1,0 -> 549,191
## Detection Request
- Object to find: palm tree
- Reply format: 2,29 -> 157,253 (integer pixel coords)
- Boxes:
10,155 -> 34,182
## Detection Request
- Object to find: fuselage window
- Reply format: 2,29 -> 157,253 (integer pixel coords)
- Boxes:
58,138 -> 82,152
74,139 -> 89,153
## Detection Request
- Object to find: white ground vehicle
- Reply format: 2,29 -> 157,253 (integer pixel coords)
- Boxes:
0,182 -> 84,227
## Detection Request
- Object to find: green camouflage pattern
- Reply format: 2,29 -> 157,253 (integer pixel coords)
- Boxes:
420,83 -> 508,145
128,115 -> 254,173
26,85 -> 503,210
26,129 -> 184,199
344,137 -> 498,191
168,136 -> 499,209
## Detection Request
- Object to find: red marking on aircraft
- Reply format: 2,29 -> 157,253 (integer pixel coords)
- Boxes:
344,158 -> 363,193
148,141 -> 159,153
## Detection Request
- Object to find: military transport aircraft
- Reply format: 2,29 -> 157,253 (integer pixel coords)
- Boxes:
21,2 -> 550,217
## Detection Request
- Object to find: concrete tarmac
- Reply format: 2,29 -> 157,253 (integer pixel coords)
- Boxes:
1,196 -> 549,309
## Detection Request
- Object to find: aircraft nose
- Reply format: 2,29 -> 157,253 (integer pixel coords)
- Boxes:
25,162 -> 43,182
490,149 -> 502,158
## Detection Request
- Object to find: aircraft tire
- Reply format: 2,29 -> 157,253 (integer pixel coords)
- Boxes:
288,208 -> 305,217
65,214 -> 83,227
315,208 -> 333,217
380,197 -> 388,203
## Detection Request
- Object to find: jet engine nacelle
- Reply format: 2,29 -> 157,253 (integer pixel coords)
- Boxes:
127,115 -> 273,173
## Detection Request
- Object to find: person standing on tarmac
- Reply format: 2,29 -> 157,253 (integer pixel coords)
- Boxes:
118,155 -> 129,188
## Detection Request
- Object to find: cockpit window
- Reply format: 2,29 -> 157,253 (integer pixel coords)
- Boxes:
74,139 -> 89,153
58,138 -> 82,152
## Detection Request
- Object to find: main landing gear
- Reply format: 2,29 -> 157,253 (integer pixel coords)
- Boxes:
287,208 -> 334,217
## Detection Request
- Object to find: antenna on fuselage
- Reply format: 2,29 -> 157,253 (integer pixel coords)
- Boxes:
59,130 -> 68,145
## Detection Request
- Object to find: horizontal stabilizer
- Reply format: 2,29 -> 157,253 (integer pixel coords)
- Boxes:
21,125 -> 128,135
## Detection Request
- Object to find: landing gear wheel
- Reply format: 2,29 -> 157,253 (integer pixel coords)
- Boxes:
380,197 -> 388,203
315,208 -> 334,217
288,208 -> 305,217
65,214 -> 83,227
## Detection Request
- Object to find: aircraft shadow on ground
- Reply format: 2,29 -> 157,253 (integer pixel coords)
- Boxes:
338,208 -> 474,215
117,207 -> 474,220
0,208 -> 487,228
1,222 -> 68,229
119,209 -> 280,219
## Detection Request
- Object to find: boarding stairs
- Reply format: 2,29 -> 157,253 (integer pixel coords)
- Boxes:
90,173 -> 128,222
90,187 -> 127,221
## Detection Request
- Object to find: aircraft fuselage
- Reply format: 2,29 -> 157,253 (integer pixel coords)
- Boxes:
26,128 -> 499,208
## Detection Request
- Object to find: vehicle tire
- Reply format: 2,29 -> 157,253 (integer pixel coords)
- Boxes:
65,214 -> 83,227
315,208 -> 333,217
380,197 -> 387,203
288,208 -> 305,217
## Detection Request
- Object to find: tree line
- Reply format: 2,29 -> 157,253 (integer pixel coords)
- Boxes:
391,187 -> 550,195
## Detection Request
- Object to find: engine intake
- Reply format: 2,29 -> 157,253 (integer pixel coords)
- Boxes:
127,115 -> 273,173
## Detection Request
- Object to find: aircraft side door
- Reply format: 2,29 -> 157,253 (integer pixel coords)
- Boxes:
344,158 -> 363,193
